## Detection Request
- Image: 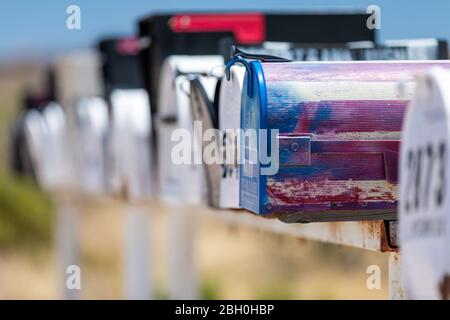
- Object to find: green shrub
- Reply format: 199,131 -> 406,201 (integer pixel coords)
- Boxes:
201,278 -> 221,300
0,172 -> 54,248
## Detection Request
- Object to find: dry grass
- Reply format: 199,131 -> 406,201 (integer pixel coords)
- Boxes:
0,199 -> 388,299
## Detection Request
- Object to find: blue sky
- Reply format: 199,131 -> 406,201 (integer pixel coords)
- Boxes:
0,0 -> 449,61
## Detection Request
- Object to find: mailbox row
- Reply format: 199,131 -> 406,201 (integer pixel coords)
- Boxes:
10,11 -> 450,223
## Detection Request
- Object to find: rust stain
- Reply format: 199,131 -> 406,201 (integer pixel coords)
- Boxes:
268,179 -> 397,204
328,222 -> 343,242
439,275 -> 450,300
356,220 -> 398,252
379,221 -> 397,252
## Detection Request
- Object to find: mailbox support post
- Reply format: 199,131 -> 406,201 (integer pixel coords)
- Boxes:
55,196 -> 79,300
168,205 -> 200,299
201,207 -> 406,300
388,252 -> 405,299
123,204 -> 152,299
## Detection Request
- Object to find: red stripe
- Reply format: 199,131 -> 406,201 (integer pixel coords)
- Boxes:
169,13 -> 265,43
116,37 -> 140,56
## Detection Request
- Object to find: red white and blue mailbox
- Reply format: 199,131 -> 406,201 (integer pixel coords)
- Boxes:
231,59 -> 450,222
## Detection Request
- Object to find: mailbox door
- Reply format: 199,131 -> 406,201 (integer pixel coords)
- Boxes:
157,55 -> 223,204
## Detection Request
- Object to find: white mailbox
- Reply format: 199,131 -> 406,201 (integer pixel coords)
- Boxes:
54,51 -> 109,194
157,55 -> 223,204
109,89 -> 153,200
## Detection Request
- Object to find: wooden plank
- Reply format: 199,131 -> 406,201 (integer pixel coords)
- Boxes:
199,206 -> 396,252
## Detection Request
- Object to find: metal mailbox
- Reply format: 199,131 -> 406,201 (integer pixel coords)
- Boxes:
98,37 -> 153,200
54,50 -> 108,194
158,55 -> 223,204
217,39 -> 448,210
234,59 -> 450,222
22,102 -> 69,191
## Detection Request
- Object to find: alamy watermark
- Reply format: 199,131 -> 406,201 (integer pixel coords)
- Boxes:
66,5 -> 81,30
366,264 -> 381,290
366,5 -> 381,30
66,264 -> 81,290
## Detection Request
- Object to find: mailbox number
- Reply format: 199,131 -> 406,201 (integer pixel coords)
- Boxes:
222,131 -> 239,178
404,141 -> 447,213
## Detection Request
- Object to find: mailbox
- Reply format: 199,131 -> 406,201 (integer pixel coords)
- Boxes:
40,103 -> 70,191
22,102 -> 70,191
158,55 -> 223,204
22,109 -> 46,182
218,65 -> 246,208
217,39 -> 449,210
98,37 -> 146,96
108,89 -> 153,200
75,97 -> 109,194
98,37 -> 153,200
189,74 -> 223,207
233,59 -> 450,222
54,51 -> 108,194
10,68 -> 56,180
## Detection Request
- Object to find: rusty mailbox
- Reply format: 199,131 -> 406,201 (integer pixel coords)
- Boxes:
231,59 -> 450,222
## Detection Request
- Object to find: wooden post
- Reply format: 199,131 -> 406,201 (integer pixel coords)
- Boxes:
388,252 -> 405,300
168,205 -> 200,299
123,204 -> 152,299
55,196 -> 79,300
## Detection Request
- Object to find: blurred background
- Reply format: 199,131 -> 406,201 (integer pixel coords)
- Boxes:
1,0 -> 449,299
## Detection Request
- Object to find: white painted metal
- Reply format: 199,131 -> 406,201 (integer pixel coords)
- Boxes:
108,89 -> 153,200
23,103 -> 80,299
52,51 -> 104,299
123,204 -> 152,300
168,205 -> 200,299
23,110 -> 49,186
201,206 -> 389,252
157,55 -> 224,204
55,197 -> 79,300
41,103 -> 72,190
389,252 -> 405,299
399,67 -> 450,299
219,65 -> 245,209
75,97 -> 109,194
159,200 -> 402,298
23,103 -> 72,191
109,88 -> 154,300
158,56 -> 223,300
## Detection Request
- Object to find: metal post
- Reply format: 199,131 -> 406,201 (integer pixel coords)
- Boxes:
55,196 -> 79,300
123,204 -> 152,299
168,205 -> 200,299
388,252 -> 405,300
